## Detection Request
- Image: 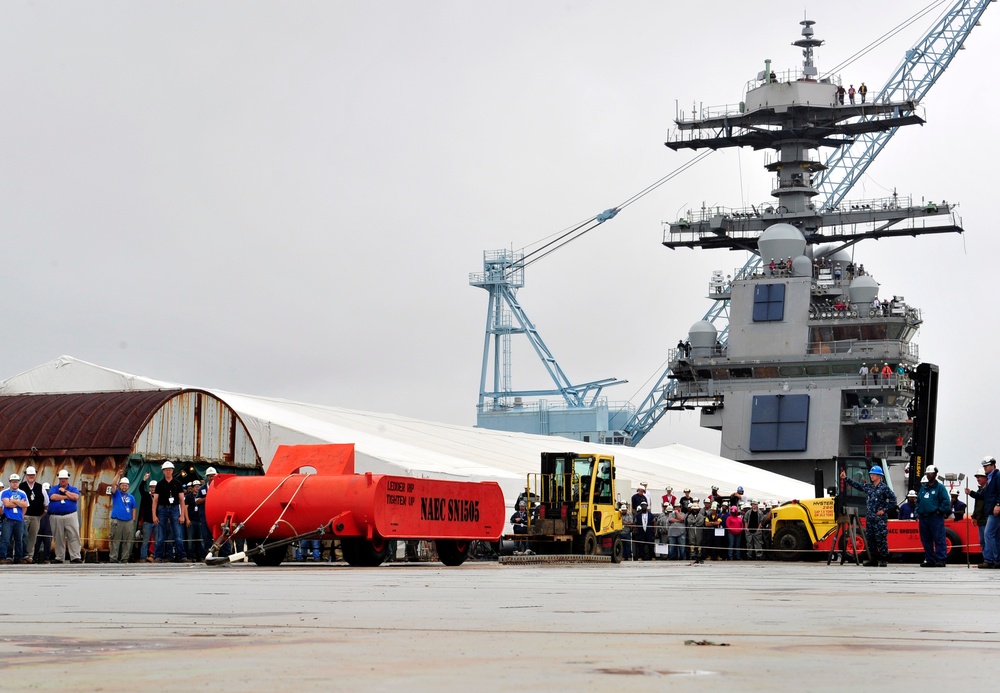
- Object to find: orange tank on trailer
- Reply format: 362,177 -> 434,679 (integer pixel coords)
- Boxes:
205,443 -> 505,567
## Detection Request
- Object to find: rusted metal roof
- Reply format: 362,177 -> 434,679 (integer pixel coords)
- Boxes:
0,390 -> 183,455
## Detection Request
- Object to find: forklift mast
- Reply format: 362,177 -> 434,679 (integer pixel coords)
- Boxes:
907,363 -> 939,491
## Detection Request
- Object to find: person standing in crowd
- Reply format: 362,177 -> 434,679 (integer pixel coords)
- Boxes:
914,465 -> 951,567
34,483 -> 52,563
655,502 -> 672,557
196,468 -> 217,557
708,485 -> 725,508
836,84 -> 846,104
138,476 -> 157,562
632,501 -> 655,561
743,500 -> 767,559
666,503 -> 687,560
725,505 -> 744,560
841,465 -> 897,567
858,82 -> 868,103
153,461 -> 191,563
108,474 -> 137,563
662,486 -> 677,509
950,488 -> 967,521
1,473 -> 29,563
618,503 -> 633,561
48,470 -> 83,564
968,472 -> 989,555
686,498 -> 705,563
704,503 -> 724,560
848,84 -> 856,104
969,457 -> 1000,568
185,480 -> 203,560
20,466 -> 45,563
729,486 -> 745,508
631,483 -> 648,512
679,488 -> 694,511
899,490 -> 918,520
509,500 -> 529,554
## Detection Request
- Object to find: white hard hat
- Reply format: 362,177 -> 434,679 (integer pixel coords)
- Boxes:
119,477 -> 130,486
57,469 -> 70,479
907,490 -> 918,498
192,479 -> 202,485
42,482 -> 50,490
9,473 -> 20,481
925,465 -> 939,474
205,467 -> 218,476
25,466 -> 37,475
149,480 -> 157,487
161,461 -> 175,470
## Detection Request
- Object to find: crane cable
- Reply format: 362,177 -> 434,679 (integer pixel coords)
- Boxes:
820,0 -> 947,79
519,149 -> 713,270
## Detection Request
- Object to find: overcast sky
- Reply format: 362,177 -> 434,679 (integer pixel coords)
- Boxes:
1,1 -> 995,482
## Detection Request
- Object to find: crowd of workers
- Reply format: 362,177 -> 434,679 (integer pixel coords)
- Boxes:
0,461 -> 221,564
614,483 -> 775,562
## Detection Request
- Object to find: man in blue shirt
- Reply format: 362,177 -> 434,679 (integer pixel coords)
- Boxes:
841,464 -> 897,567
108,474 -> 137,563
976,457 -> 1000,569
915,466 -> 952,567
1,473 -> 29,563
48,469 -> 83,564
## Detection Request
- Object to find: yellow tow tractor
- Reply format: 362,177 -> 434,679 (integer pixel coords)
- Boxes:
511,451 -> 624,562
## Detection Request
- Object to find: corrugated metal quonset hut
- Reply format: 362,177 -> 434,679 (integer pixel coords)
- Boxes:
0,389 -> 262,553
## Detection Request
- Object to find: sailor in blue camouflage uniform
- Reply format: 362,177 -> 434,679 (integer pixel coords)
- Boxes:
840,465 -> 897,567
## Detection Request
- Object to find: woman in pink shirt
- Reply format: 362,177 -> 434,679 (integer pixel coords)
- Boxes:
725,506 -> 744,560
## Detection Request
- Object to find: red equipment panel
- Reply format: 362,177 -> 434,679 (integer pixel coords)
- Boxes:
205,444 -> 505,542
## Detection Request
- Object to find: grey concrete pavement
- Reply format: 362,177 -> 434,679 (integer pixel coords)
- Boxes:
0,560 -> 996,691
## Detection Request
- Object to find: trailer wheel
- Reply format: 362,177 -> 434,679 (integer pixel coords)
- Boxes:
574,528 -> 598,556
773,525 -> 810,561
248,540 -> 286,567
945,528 -> 962,561
436,539 -> 470,566
610,536 -> 624,564
340,538 -> 362,566
341,537 -> 389,567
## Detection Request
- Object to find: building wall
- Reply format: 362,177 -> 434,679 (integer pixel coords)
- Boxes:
134,390 -> 258,467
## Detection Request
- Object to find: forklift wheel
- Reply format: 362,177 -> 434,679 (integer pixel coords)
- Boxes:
611,536 -> 624,564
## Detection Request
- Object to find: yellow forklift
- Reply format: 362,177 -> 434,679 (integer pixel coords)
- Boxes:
517,451 -> 624,562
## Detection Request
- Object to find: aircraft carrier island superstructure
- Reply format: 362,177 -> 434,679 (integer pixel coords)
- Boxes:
662,20 -> 961,484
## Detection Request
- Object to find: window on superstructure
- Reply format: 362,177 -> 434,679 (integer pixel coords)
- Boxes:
749,394 -> 809,452
752,283 -> 785,322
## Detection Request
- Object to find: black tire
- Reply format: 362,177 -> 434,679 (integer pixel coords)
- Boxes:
340,537 -> 389,567
340,538 -> 362,566
248,539 -> 286,567
574,528 -> 598,556
773,525 -> 810,562
436,539 -> 470,567
945,528 -> 962,561
610,536 -> 624,564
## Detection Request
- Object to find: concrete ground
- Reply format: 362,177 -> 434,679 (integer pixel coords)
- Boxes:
0,558 -> 996,691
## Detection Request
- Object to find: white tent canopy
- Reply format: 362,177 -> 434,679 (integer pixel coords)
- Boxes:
1,356 -> 814,505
